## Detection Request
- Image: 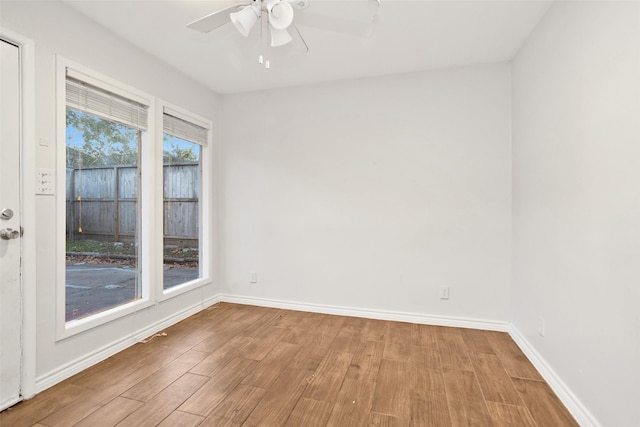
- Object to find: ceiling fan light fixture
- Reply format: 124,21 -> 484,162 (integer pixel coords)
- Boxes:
269,26 -> 293,47
230,3 -> 261,37
268,1 -> 294,30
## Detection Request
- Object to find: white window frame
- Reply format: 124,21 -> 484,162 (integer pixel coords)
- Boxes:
56,56 -> 156,339
156,101 -> 212,300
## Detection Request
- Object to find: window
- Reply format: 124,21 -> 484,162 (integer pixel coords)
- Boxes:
65,72 -> 148,322
162,109 -> 207,290
57,59 -> 212,338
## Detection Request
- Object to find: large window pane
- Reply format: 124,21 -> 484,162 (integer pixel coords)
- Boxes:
163,134 -> 201,289
65,108 -> 141,321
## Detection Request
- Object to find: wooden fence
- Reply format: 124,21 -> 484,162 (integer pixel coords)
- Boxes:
66,164 -> 199,247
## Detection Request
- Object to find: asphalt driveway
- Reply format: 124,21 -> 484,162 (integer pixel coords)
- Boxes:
65,261 -> 199,321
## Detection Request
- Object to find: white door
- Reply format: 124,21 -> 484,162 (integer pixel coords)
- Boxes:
0,39 -> 23,411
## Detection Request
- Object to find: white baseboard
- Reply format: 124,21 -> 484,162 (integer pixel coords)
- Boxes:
35,294 -> 221,394
218,293 -> 511,332
509,326 -> 601,427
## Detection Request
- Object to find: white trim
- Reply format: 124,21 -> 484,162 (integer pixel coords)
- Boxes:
35,293 -> 221,393
509,326 -> 601,427
0,27 -> 37,401
218,294 -> 511,332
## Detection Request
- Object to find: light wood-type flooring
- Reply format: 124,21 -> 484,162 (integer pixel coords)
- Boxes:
0,303 -> 578,426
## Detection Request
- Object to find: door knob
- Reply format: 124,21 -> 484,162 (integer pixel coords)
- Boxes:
0,228 -> 20,240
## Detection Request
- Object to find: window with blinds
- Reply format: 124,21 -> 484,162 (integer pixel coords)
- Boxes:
59,59 -> 212,336
162,107 -> 207,290
66,74 -> 148,130
64,68 -> 148,322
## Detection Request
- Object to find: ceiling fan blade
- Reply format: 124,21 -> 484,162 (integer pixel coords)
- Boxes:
187,4 -> 248,33
291,24 -> 309,53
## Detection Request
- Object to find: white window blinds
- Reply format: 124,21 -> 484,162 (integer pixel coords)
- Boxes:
163,109 -> 208,146
66,74 -> 148,130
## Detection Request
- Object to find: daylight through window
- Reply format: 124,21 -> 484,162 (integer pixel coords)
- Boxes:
65,74 -> 148,321
162,110 -> 206,290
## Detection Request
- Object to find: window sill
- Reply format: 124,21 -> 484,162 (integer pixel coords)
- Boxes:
57,297 -> 153,341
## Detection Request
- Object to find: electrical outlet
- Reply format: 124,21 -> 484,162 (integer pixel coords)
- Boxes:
250,272 -> 257,283
538,316 -> 545,337
439,286 -> 449,300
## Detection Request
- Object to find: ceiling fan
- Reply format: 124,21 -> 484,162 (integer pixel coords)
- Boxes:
187,0 -> 380,67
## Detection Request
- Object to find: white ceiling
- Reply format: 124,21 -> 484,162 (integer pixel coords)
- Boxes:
64,0 -> 553,94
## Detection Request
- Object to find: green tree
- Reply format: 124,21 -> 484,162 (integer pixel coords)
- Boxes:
163,137 -> 199,164
67,109 -> 200,168
66,109 -> 139,168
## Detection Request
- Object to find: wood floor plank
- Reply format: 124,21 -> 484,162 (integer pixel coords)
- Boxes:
281,312 -> 327,345
360,318 -> 388,342
409,393 -> 451,427
461,328 -> 496,355
371,359 -> 409,418
486,332 -> 544,381
37,397 -> 102,427
326,378 -> 375,427
199,384 -> 266,427
190,335 -> 254,376
194,308 -> 267,353
345,340 -> 385,383
485,401 -> 537,427
292,314 -> 346,363
410,323 -> 440,349
85,352 -> 190,405
304,350 -> 353,402
442,369 -> 494,427
368,412 -> 408,426
469,353 -> 523,405
512,378 -> 579,426
73,397 -> 143,427
179,357 -> 257,417
156,410 -> 205,427
382,321 -> 412,362
68,342 -> 160,390
73,343 -> 188,403
438,331 -> 473,372
0,383 -> 87,427
271,308 -> 310,329
121,349 -> 209,402
241,341 -> 300,388
329,318 -> 366,354
116,373 -> 209,427
243,310 -> 284,336
242,365 -> 314,426
237,327 -> 288,361
409,346 -> 446,397
153,326 -> 213,352
284,397 -> 334,427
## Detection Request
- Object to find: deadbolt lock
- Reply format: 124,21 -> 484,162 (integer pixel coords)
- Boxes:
0,208 -> 14,220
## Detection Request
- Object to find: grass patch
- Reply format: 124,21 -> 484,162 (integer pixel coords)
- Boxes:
66,240 -> 135,255
67,239 -> 199,259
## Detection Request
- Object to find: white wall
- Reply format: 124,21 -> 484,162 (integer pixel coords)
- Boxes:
1,1 -> 221,388
512,2 -> 640,426
222,63 -> 512,324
